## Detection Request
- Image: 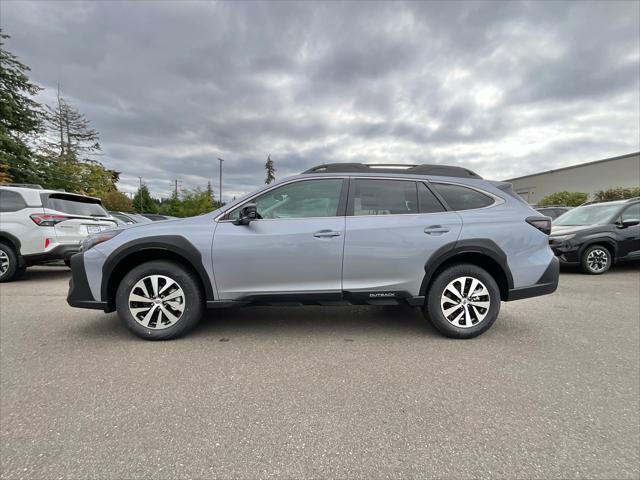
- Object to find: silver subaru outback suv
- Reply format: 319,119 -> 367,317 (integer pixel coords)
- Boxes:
67,163 -> 559,340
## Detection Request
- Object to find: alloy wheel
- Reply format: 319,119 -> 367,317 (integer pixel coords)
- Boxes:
128,275 -> 185,329
440,276 -> 491,328
0,250 -> 9,276
586,248 -> 609,273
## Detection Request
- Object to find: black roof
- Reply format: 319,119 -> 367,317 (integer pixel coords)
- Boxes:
302,163 -> 482,179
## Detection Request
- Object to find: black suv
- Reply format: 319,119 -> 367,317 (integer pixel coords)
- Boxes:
549,198 -> 640,274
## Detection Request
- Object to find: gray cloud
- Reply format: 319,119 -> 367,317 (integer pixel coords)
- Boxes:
2,0 -> 639,200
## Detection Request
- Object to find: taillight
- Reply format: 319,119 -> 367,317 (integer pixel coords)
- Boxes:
526,216 -> 552,235
30,214 -> 69,226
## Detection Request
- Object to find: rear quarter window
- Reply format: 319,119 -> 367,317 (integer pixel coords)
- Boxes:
0,190 -> 27,212
432,183 -> 494,211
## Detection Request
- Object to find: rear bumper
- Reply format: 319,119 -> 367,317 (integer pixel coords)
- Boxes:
23,244 -> 80,266
505,256 -> 559,301
67,252 -> 108,311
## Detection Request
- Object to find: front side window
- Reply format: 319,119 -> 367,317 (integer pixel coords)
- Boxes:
351,179 -> 418,216
228,179 -> 344,220
0,190 -> 27,212
432,183 -> 494,211
620,204 -> 640,222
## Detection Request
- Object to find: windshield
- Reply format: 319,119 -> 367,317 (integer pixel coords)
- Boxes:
554,204 -> 620,226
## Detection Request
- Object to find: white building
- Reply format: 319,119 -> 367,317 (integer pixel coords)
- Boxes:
505,152 -> 640,204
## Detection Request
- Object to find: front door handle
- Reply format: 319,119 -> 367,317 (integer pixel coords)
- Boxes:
313,229 -> 342,238
424,225 -> 450,235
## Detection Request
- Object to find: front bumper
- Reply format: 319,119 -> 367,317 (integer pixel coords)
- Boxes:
549,240 -> 581,264
505,256 -> 559,301
23,244 -> 80,266
67,252 -> 108,311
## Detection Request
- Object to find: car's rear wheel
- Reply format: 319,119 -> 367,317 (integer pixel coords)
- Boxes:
115,260 -> 204,340
581,245 -> 611,274
0,242 -> 20,283
424,263 -> 501,339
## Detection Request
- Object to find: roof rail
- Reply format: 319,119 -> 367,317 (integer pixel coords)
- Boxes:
0,183 -> 43,189
302,163 -> 482,179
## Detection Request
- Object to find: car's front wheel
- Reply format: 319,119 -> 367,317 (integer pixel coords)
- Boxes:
424,263 -> 501,339
581,245 -> 612,274
115,260 -> 204,340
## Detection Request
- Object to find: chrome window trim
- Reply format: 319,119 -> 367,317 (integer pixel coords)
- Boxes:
215,175 -> 504,222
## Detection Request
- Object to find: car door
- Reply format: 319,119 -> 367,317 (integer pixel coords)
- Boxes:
212,178 -> 347,300
615,203 -> 640,258
342,178 -> 462,296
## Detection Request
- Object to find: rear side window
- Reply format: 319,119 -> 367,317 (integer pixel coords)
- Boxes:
432,183 -> 494,211
0,190 -> 27,212
418,183 -> 445,213
44,194 -> 108,217
351,179 -> 417,216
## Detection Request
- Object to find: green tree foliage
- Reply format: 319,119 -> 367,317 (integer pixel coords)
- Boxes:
0,31 -> 44,184
538,191 -> 588,207
36,155 -> 119,197
132,184 -> 159,213
102,190 -> 134,212
158,186 -> 218,217
265,154 -> 276,184
593,186 -> 640,202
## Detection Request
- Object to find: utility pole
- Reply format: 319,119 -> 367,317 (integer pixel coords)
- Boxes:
138,177 -> 143,213
174,179 -> 179,198
218,158 -> 224,206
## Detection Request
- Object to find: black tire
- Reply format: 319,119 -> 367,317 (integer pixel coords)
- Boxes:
115,260 -> 204,340
0,242 -> 20,283
64,259 -> 71,268
424,263 -> 501,339
580,244 -> 612,274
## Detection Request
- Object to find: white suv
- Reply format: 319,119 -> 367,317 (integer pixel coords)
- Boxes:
0,185 -> 117,282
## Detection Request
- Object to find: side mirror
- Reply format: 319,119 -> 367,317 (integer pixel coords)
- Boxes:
620,218 -> 640,228
233,203 -> 258,226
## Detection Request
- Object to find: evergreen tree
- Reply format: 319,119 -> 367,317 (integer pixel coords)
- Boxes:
132,184 -> 159,213
0,31 -> 44,184
44,86 -> 100,159
265,154 -> 276,184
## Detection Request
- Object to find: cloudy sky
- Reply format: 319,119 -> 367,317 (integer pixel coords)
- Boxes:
3,0 -> 639,200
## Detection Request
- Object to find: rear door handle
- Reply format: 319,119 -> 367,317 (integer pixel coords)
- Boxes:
313,229 -> 342,238
424,225 -> 450,235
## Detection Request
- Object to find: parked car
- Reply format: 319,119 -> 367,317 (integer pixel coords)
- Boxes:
109,211 -> 153,226
535,205 -> 572,220
549,197 -> 640,274
0,186 -> 117,282
67,163 -> 559,340
140,213 -> 176,221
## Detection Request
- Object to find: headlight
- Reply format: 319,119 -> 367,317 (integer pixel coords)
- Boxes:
81,229 -> 122,251
549,233 -> 575,242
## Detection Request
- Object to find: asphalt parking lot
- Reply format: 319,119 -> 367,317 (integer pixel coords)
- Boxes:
1,263 -> 639,479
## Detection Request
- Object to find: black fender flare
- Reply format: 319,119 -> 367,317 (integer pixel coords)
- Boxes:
419,239 -> 514,296
101,235 -> 214,302
577,236 -> 618,260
